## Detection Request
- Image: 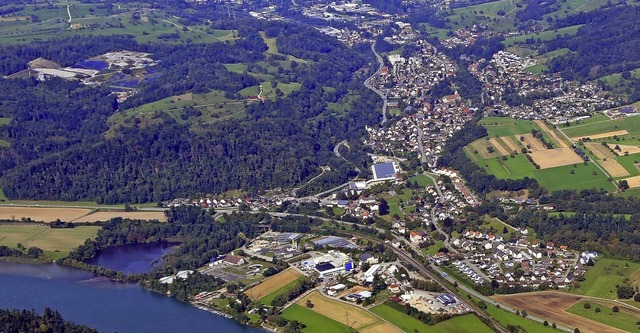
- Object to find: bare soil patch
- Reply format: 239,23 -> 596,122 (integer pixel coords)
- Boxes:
585,143 -> 615,159
245,268 -> 301,300
494,292 -> 626,333
489,138 -> 509,155
499,136 -> 520,153
0,16 -> 29,22
529,148 -> 584,169
534,120 -> 551,132
298,291 -> 401,333
623,175 -> 640,188
571,130 -> 629,141
612,144 -> 640,156
0,207 -> 91,223
521,134 -> 546,151
74,211 -> 167,222
599,159 -> 630,177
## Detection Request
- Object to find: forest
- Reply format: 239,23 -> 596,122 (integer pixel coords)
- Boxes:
0,308 -> 97,333
0,18 -> 380,203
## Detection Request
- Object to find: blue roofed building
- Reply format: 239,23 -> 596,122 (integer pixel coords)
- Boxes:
436,293 -> 456,305
371,162 -> 398,181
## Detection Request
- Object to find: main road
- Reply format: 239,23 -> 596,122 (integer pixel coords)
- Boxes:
364,42 -> 388,124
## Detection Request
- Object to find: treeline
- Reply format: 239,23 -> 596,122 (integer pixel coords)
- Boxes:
437,119 -> 540,194
0,308 -> 97,333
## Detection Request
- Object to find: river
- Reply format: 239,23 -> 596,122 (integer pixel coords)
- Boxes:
83,242 -> 178,274
0,261 -> 264,333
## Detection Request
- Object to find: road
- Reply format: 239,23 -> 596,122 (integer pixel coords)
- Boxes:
66,4 -> 72,26
364,42 -> 388,124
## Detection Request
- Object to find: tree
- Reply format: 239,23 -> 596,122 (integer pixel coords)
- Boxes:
583,302 -> 591,309
574,328 -> 580,333
552,323 -> 557,329
543,320 -> 549,326
379,198 -> 389,216
613,306 -> 620,312
305,300 -> 314,308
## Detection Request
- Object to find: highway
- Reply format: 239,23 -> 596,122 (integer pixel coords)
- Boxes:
364,42 -> 388,124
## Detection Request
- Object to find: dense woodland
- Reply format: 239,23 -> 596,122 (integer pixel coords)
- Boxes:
0,308 -> 97,333
0,18 -> 379,203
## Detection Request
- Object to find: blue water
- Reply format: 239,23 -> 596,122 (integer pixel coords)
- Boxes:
84,242 -> 176,274
0,262 -> 263,333
72,60 -> 108,71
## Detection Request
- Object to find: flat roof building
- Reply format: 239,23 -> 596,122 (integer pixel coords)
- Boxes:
372,162 -> 398,180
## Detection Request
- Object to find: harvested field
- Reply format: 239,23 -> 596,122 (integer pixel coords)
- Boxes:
0,207 -> 91,223
571,130 -> 629,141
599,159 -> 630,177
74,211 -> 167,222
469,139 -> 504,159
521,134 -> 546,151
494,292 -> 626,333
534,120 -> 551,132
529,148 -> 584,169
585,143 -> 615,159
613,144 -> 640,156
245,268 -> 301,300
0,16 -> 29,22
622,175 -> 640,188
489,138 -> 509,155
499,136 -> 520,153
298,291 -> 401,333
549,130 -> 569,148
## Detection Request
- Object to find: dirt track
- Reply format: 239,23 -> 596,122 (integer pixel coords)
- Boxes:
493,292 -> 627,333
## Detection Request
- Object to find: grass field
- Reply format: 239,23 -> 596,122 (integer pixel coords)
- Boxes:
503,25 -> 583,47
562,115 -> 640,139
74,211 -> 166,222
408,174 -> 435,187
245,268 -> 302,301
533,162 -> 615,191
0,224 -> 99,258
298,291 -> 401,333
567,300 -> 640,332
570,258 -> 640,299
479,117 -> 541,137
382,189 -> 414,220
484,302 -> 558,333
371,303 -> 493,333
281,304 -> 351,333
472,154 -> 537,179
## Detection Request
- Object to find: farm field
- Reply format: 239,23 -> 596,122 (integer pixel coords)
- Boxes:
503,25 -> 583,47
484,302 -> 558,333
0,224 -> 99,256
567,300 -> 640,332
371,303 -> 493,333
281,304 -> 350,333
74,211 -> 167,222
471,154 -> 537,179
493,291 -> 625,333
245,268 -> 302,301
570,258 -> 640,299
562,115 -> 640,139
529,148 -> 583,169
297,291 -> 401,333
479,117 -> 541,137
0,207 -> 92,222
533,163 -> 615,191
622,175 -> 640,188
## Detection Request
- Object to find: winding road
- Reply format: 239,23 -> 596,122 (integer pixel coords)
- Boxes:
364,42 -> 388,124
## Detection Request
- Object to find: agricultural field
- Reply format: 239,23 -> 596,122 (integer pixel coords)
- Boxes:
0,224 -> 99,257
567,300 -> 640,332
0,207 -> 92,222
528,148 -> 584,169
484,302 -> 558,333
494,291 -> 625,333
562,115 -> 640,141
570,258 -> 640,299
533,163 -> 615,191
281,304 -> 351,333
74,211 -> 166,222
371,303 -> 493,333
297,291 -> 401,333
245,268 -> 302,301
479,117 -> 541,137
503,25 -> 583,47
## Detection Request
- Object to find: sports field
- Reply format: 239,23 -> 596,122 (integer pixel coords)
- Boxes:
245,268 -> 302,301
0,224 -> 99,254
281,304 -> 350,333
0,207 -> 92,222
297,291 -> 401,333
571,258 -> 640,299
494,291 -> 625,333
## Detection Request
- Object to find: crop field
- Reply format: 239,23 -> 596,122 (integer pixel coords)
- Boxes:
245,268 -> 302,301
563,115 -> 640,139
600,159 -> 630,177
567,300 -> 640,332
571,258 -> 640,299
488,138 -> 509,155
0,224 -> 99,253
281,304 -> 350,333
297,291 -> 401,333
371,303 -> 492,333
494,291 -> 625,333
499,136 -> 520,153
612,144 -> 640,155
529,148 -> 584,169
521,134 -> 546,151
0,207 -> 92,222
74,211 -> 166,222
571,130 -> 629,141
479,117 -> 541,137
584,142 -> 615,159
469,139 -> 507,158
484,302 -> 558,333
622,175 -> 640,188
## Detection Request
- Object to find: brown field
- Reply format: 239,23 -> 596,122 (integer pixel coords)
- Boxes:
529,148 -> 584,169
0,16 -> 29,22
298,291 -> 401,333
622,175 -> 640,188
74,211 -> 167,222
585,143 -> 615,159
245,268 -> 302,300
470,139 -> 504,159
549,130 -> 569,148
521,134 -> 546,151
494,292 -> 626,333
0,207 -> 92,222
571,130 -> 629,141
599,159 -> 630,177
489,138 -> 509,155
613,144 -> 640,156
534,119 -> 551,132
499,136 -> 520,153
